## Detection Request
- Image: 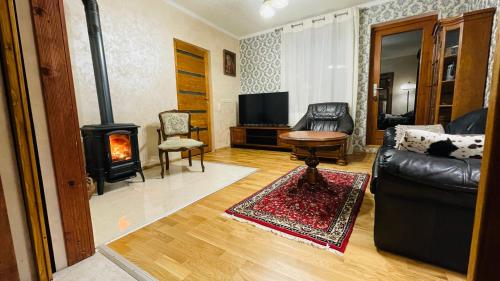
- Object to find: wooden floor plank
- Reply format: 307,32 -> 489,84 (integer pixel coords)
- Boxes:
108,148 -> 466,281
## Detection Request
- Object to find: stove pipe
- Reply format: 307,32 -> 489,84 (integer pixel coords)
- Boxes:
82,0 -> 114,124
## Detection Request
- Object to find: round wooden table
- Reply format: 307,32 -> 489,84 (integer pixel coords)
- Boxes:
279,131 -> 348,193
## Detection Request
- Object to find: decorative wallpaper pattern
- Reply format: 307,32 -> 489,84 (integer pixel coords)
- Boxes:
239,0 -> 500,151
240,30 -> 281,94
65,0 -> 240,165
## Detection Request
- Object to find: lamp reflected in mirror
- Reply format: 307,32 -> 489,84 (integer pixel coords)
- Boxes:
400,81 -> 416,113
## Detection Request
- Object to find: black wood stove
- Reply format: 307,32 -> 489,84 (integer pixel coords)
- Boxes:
81,124 -> 144,195
80,0 -> 144,195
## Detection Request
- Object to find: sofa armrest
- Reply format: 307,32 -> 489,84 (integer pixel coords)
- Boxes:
371,145 -> 393,193
375,148 -> 480,193
383,127 -> 397,148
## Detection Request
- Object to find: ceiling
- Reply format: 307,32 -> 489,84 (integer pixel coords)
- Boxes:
167,0 -> 376,38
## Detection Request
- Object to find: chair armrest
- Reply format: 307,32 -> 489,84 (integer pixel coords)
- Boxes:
292,115 -> 307,131
190,126 -> 201,140
337,113 -> 354,135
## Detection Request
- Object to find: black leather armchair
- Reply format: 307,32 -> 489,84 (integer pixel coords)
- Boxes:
292,102 -> 354,134
291,102 -> 354,164
371,108 -> 487,272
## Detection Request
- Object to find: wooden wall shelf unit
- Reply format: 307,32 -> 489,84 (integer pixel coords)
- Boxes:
230,126 -> 292,150
429,8 -> 495,126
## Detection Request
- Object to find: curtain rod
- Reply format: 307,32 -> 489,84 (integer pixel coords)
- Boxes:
334,11 -> 349,18
312,17 -> 325,23
274,11 -> 349,32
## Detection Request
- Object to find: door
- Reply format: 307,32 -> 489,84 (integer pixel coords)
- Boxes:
367,14 -> 437,145
173,39 -> 212,156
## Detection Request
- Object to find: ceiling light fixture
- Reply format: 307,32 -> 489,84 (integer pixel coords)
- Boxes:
259,0 -> 288,19
260,0 -> 275,18
270,0 -> 289,9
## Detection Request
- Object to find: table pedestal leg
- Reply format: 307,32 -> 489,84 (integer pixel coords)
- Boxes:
290,147 -> 327,193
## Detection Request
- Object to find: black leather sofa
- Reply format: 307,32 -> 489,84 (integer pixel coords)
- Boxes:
292,102 -> 354,134
371,108 -> 488,272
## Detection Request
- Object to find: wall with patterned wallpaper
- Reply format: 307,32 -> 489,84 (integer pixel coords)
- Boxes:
239,0 -> 500,151
240,30 -> 281,94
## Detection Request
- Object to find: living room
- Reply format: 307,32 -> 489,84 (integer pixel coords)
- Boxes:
1,0 -> 500,280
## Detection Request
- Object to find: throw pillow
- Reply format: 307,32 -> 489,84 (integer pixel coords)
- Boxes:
394,124 -> 445,148
398,129 -> 484,159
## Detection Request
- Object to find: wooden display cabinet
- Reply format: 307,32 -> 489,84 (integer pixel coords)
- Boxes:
429,8 -> 495,126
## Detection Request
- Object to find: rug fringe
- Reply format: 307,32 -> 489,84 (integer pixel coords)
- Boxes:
221,212 -> 344,256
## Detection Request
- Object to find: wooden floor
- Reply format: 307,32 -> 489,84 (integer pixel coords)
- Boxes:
108,148 -> 466,281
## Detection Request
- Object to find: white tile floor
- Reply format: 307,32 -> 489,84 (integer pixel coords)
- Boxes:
53,252 -> 136,281
90,160 -> 257,246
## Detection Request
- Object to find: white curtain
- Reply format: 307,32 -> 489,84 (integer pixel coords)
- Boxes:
281,8 -> 359,126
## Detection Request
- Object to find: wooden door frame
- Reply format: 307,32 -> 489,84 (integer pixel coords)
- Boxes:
467,15 -> 500,280
0,0 -> 52,279
29,0 -> 95,266
367,13 -> 437,145
173,38 -> 213,154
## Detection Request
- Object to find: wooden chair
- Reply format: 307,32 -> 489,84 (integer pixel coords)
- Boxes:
157,110 -> 206,178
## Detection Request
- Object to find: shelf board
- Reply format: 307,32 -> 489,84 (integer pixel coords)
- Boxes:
439,104 -> 453,108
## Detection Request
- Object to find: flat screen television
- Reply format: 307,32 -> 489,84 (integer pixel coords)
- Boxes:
239,92 -> 288,126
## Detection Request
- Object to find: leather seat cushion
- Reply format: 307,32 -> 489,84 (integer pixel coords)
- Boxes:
159,138 -> 204,150
378,148 -> 480,193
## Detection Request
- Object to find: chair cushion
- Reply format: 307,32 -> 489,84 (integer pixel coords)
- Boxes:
159,138 -> 204,150
160,112 -> 189,136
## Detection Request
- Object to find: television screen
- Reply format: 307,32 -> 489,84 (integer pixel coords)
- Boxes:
239,92 -> 288,126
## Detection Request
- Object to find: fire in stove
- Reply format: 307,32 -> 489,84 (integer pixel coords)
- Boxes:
109,134 -> 132,162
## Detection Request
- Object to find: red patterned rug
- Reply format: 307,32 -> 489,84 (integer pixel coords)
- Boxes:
225,166 -> 370,254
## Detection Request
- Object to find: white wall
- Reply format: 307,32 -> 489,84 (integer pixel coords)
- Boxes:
381,55 -> 419,115
64,0 -> 241,166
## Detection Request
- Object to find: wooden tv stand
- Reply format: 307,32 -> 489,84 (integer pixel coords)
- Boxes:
230,126 -> 292,150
